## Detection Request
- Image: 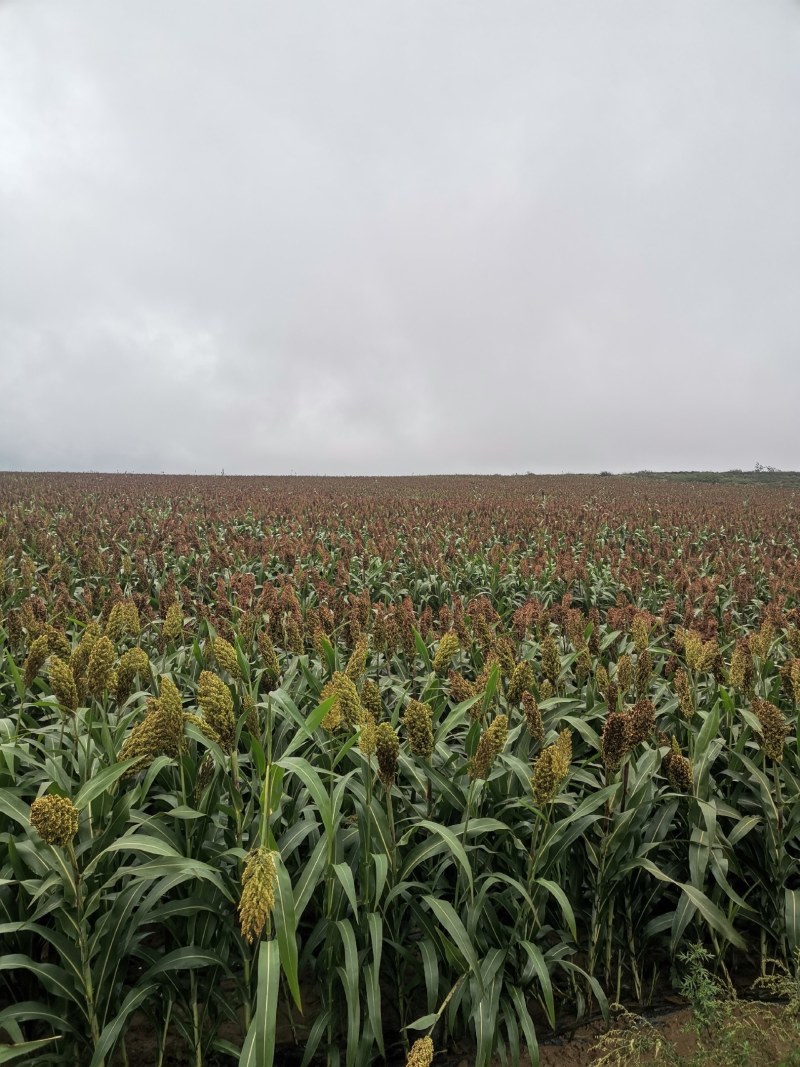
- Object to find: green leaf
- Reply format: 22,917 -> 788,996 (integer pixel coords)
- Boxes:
423,896 -> 483,992
74,759 -> 140,810
240,939 -> 280,1067
0,1038 -> 60,1063
274,860 -> 302,1011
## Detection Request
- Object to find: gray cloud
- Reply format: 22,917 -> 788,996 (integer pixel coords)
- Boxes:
1,0 -> 799,474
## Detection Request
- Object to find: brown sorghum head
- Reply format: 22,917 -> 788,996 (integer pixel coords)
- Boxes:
601,712 -> 632,771
448,671 -> 475,704
627,699 -> 656,746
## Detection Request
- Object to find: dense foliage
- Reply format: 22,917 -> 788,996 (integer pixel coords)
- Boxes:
0,473 -> 798,1066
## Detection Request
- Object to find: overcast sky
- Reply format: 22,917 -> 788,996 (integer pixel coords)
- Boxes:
1,1 -> 799,475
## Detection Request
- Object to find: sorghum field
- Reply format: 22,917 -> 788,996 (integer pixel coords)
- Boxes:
1,472 -> 799,1067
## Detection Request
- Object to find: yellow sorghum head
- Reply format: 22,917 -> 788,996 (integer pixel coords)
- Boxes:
106,600 -> 140,642
359,712 -> 377,757
752,698 -> 789,762
195,751 -> 214,800
331,672 -> 364,729
403,699 -> 434,759
30,794 -> 79,847
159,675 -> 183,720
631,613 -> 651,653
375,723 -> 399,788
47,656 -> 78,714
432,631 -> 460,676
361,678 -> 382,720
469,713 -> 509,780
405,1036 -> 434,1067
538,678 -> 554,703
43,626 -> 71,659
243,693 -> 258,736
616,654 -> 634,696
120,695 -> 186,774
238,847 -> 277,944
116,647 -> 150,705
787,627 -> 800,657
507,660 -> 535,706
683,630 -> 704,672
791,660 -> 800,704
494,635 -> 516,679
70,623 -> 100,679
162,603 -> 183,643
522,692 -> 544,742
319,678 -> 344,732
575,646 -> 592,683
530,729 -> 571,804
699,638 -> 719,673
628,699 -> 656,746
448,671 -> 476,704
554,727 -> 572,771
212,637 -> 241,679
674,668 -> 694,720
345,634 -> 369,682
197,671 -> 236,753
728,639 -> 753,693
540,635 -> 561,687
635,649 -> 652,699
23,634 -> 50,688
601,712 -> 632,771
257,630 -> 281,690
749,622 -> 774,661
282,614 -> 304,656
595,664 -> 610,700
86,635 -> 116,698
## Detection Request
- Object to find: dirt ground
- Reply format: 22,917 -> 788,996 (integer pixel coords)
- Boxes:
117,1001 -> 795,1065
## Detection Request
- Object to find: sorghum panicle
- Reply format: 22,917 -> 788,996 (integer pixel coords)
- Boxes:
238,847 -> 277,944
403,699 -> 434,759
86,635 -> 116,698
30,794 -> 79,847
507,660 -> 535,706
432,630 -> 460,676
752,697 -> 789,762
405,1037 -> 434,1067
375,723 -> 399,787
197,671 -> 236,753
469,713 -> 509,780
48,656 -> 78,714
601,712 -> 632,771
522,691 -> 544,741
213,637 -> 241,679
